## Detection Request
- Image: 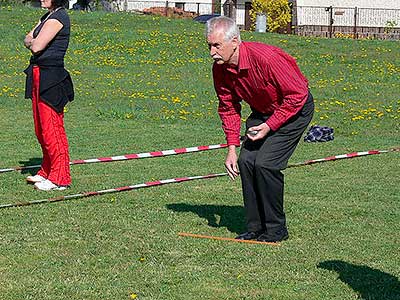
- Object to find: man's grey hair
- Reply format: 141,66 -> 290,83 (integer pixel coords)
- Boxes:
206,16 -> 241,43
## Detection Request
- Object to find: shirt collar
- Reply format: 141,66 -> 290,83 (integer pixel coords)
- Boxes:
238,42 -> 250,70
226,42 -> 250,74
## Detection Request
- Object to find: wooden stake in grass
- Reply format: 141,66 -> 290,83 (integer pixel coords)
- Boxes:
178,232 -> 281,246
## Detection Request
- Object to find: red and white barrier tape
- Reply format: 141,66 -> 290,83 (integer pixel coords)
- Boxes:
289,148 -> 399,167
0,143 -> 228,173
0,147 -> 398,209
0,173 -> 227,208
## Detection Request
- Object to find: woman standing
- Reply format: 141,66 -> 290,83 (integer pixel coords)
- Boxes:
24,0 -> 74,191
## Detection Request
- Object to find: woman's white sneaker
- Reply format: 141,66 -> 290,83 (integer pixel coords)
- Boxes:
34,179 -> 68,191
26,174 -> 46,183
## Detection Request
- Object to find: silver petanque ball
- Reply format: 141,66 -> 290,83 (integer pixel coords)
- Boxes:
247,130 -> 259,136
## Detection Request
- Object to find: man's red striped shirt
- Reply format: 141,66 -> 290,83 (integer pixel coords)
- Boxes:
212,41 -> 309,146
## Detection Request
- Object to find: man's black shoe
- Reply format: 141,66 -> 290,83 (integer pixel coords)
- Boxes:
256,228 -> 289,243
235,231 -> 264,240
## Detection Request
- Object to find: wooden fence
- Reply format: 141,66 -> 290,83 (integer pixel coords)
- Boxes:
293,5 -> 400,40
66,0 -> 400,40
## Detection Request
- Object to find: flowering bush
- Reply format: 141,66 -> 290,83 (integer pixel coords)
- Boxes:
249,0 -> 291,32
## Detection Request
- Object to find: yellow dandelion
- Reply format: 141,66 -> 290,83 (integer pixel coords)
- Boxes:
351,116 -> 364,121
172,97 -> 181,103
125,113 -> 133,119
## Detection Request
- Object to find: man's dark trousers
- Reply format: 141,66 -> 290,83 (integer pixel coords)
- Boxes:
238,92 -> 314,238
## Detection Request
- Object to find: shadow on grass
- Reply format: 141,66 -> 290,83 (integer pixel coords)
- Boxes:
318,260 -> 400,300
18,158 -> 41,175
166,203 -> 245,234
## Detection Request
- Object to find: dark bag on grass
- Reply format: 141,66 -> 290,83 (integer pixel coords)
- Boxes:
304,125 -> 334,142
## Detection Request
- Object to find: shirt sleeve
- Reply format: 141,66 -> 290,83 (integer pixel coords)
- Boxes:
213,65 -> 242,146
49,9 -> 70,28
264,51 -> 309,131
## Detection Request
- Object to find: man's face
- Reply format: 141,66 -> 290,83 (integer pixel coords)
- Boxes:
207,29 -> 238,65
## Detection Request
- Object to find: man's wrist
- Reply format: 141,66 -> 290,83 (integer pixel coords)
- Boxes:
228,145 -> 236,152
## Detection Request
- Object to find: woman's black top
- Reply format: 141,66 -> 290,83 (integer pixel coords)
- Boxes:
24,8 -> 74,113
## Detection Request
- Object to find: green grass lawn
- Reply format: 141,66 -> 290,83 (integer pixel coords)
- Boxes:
0,5 -> 399,300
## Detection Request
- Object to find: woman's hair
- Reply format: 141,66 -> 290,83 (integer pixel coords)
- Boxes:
206,16 -> 241,43
52,0 -> 69,8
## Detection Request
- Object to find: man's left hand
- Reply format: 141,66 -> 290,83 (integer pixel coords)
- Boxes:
246,123 -> 271,141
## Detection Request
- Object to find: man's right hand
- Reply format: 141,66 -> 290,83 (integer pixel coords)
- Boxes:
225,145 -> 239,180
